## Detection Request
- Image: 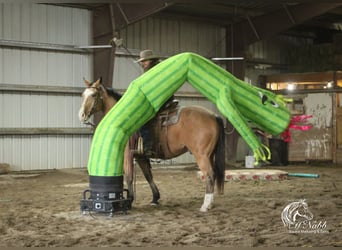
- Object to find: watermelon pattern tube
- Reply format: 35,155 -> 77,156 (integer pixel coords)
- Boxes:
87,52 -> 291,177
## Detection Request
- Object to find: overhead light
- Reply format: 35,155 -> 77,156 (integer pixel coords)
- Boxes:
287,83 -> 295,90
333,23 -> 342,30
326,81 -> 333,88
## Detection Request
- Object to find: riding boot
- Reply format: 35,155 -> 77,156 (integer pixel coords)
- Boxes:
140,124 -> 153,155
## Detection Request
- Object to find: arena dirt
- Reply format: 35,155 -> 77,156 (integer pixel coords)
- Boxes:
0,164 -> 341,247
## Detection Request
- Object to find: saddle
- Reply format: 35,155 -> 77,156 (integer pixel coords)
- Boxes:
130,99 -> 182,158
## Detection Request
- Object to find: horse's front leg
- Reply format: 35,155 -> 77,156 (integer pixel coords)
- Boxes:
136,156 -> 160,206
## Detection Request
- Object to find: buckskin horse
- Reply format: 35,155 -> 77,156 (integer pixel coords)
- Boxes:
78,78 -> 225,212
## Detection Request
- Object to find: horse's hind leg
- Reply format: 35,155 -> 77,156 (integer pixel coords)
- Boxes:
123,143 -> 135,202
196,155 -> 215,212
136,156 -> 160,205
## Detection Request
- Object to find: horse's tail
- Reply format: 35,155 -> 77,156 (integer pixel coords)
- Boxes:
214,115 -> 225,195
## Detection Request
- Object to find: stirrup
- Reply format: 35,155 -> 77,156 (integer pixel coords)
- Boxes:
162,99 -> 179,110
132,136 -> 144,155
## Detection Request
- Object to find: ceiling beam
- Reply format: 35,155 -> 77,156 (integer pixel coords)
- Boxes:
167,3 -> 263,18
300,19 -> 342,32
92,4 -> 117,124
111,3 -> 173,30
225,3 -> 341,79
231,3 -> 342,50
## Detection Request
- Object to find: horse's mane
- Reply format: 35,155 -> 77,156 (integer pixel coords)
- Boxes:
104,87 -> 122,101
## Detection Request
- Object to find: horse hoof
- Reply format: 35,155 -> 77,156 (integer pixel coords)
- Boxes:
199,207 -> 208,212
150,202 -> 159,206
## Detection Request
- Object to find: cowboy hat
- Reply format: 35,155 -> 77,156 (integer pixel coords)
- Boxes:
135,49 -> 160,63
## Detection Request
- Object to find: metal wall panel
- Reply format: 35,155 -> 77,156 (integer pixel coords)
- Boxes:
0,4 -> 93,171
0,135 -> 92,171
116,16 -> 226,93
122,16 -> 226,57
113,55 -> 141,89
0,4 -> 93,85
0,48 -> 92,86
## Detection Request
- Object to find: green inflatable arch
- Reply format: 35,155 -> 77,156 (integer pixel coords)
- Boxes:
87,52 -> 291,177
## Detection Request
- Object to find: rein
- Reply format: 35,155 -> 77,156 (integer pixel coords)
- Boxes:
84,121 -> 96,128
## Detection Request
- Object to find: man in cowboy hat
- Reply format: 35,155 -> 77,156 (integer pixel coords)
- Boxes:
136,49 -> 176,108
136,49 -> 161,72
135,49 -> 176,155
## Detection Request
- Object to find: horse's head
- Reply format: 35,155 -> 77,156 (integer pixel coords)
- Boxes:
78,77 -> 104,124
294,199 -> 313,221
281,199 -> 314,227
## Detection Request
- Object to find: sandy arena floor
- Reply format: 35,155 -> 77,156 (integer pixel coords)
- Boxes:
0,163 -> 341,247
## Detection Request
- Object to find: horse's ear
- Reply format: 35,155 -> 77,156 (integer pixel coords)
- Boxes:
94,77 -> 102,88
83,77 -> 91,87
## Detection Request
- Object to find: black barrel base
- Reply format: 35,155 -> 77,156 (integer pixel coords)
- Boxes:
80,175 -> 132,216
80,189 -> 132,216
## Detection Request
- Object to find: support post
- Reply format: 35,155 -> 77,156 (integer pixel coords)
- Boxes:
92,5 -> 117,125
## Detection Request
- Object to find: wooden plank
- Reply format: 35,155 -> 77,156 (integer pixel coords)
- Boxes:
288,128 -> 332,161
0,128 -> 93,135
0,84 -> 84,94
273,88 -> 342,95
0,39 -> 89,54
265,71 -> 336,83
288,93 -> 333,161
337,107 -> 342,145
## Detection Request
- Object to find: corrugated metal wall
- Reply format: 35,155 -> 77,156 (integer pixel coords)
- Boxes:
0,4 -> 93,171
113,16 -> 225,164
0,4 -> 318,170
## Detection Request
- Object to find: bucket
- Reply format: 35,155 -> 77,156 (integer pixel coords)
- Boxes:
245,156 -> 255,168
269,138 -> 288,166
